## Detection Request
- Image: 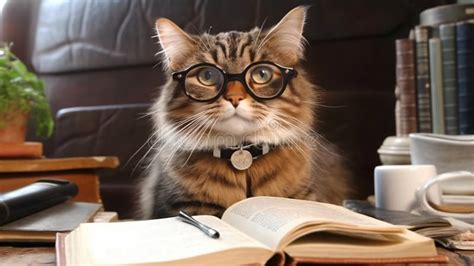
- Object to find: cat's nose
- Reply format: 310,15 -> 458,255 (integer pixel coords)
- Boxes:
224,81 -> 247,107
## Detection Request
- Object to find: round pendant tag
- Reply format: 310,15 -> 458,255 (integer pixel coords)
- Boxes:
230,149 -> 253,170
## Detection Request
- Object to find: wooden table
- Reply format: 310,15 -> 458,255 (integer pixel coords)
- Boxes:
0,246 -> 472,265
0,246 -> 56,265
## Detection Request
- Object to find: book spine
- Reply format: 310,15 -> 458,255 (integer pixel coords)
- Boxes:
440,24 -> 458,135
456,21 -> 474,134
415,26 -> 432,133
429,38 -> 445,134
431,25 -> 440,39
395,39 -> 418,136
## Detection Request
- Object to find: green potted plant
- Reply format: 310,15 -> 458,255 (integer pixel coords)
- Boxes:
0,44 -> 53,143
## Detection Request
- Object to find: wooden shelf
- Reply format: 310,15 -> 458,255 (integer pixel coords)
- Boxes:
0,157 -> 119,173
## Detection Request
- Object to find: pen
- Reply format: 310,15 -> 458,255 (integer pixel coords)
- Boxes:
178,210 -> 220,239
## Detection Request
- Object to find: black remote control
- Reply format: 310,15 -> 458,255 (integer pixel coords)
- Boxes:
0,179 -> 78,225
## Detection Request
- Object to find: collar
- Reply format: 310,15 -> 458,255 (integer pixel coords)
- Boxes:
212,143 -> 273,170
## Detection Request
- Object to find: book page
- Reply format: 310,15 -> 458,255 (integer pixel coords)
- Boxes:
283,229 -> 436,259
222,197 -> 404,250
66,216 -> 273,265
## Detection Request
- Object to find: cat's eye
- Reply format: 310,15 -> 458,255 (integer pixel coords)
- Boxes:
182,65 -> 224,101
250,66 -> 273,84
197,67 -> 219,86
245,63 -> 284,98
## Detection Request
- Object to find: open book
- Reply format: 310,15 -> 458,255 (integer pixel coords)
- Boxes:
57,197 -> 446,265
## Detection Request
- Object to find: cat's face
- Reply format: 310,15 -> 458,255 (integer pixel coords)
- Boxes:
154,7 -> 317,149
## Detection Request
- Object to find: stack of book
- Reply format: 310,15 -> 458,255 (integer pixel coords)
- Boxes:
395,4 -> 474,136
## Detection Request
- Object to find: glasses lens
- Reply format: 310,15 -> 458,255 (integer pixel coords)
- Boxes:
184,66 -> 224,101
245,63 -> 284,98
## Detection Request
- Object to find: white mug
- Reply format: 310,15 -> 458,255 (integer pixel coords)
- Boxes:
374,165 -> 440,212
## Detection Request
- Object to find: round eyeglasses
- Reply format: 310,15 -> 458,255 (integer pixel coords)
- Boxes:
172,61 -> 297,102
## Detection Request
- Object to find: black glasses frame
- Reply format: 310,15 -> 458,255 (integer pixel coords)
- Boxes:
171,61 -> 297,102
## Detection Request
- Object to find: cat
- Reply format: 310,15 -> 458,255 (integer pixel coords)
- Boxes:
137,6 -> 351,219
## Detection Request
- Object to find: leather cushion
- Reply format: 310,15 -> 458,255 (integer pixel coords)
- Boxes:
32,0 -> 411,74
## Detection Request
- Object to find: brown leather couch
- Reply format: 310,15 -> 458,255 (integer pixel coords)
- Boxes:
1,0 -> 452,218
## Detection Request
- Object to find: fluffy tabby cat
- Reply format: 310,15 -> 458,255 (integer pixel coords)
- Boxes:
137,6 -> 350,219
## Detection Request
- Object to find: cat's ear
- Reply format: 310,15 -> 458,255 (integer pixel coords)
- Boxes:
155,18 -> 196,70
262,6 -> 308,64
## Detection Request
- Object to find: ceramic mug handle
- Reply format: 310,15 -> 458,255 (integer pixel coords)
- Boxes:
416,171 -> 474,221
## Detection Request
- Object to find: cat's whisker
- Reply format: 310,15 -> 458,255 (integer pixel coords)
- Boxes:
295,99 -> 343,109
138,111 -> 155,120
156,116 -> 207,154
201,117 -> 219,149
152,62 -> 163,70
134,111 -> 213,168
156,109 -> 217,140
155,47 -> 170,56
271,112 -> 341,159
271,111 -> 318,137
199,29 -> 214,52
267,114 -> 313,144
254,19 -> 275,55
144,132 -> 184,172
182,118 -> 215,155
253,115 -> 294,147
161,120 -> 209,170
146,113 -> 212,171
252,108 -> 309,154
269,115 -> 308,139
253,115 -> 310,158
159,114 -> 213,169
160,113 -> 212,144
271,111 -> 325,139
149,131 -> 194,171
268,119 -> 310,157
315,104 -> 347,109
128,130 -> 161,175
253,19 -> 267,53
182,117 -> 218,166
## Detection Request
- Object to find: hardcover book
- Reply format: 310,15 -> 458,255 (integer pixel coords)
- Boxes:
456,21 -> 474,134
415,26 -> 433,133
343,200 -> 461,239
429,38 -> 445,134
395,39 -> 418,136
56,197 -> 446,266
440,23 -> 459,134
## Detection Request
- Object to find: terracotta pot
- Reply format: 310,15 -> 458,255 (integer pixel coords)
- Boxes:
0,110 -> 28,143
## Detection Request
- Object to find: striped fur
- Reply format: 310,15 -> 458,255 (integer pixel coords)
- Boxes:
137,7 -> 351,219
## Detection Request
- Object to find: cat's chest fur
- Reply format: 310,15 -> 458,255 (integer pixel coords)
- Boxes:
171,146 -> 314,209
140,140 -> 348,219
